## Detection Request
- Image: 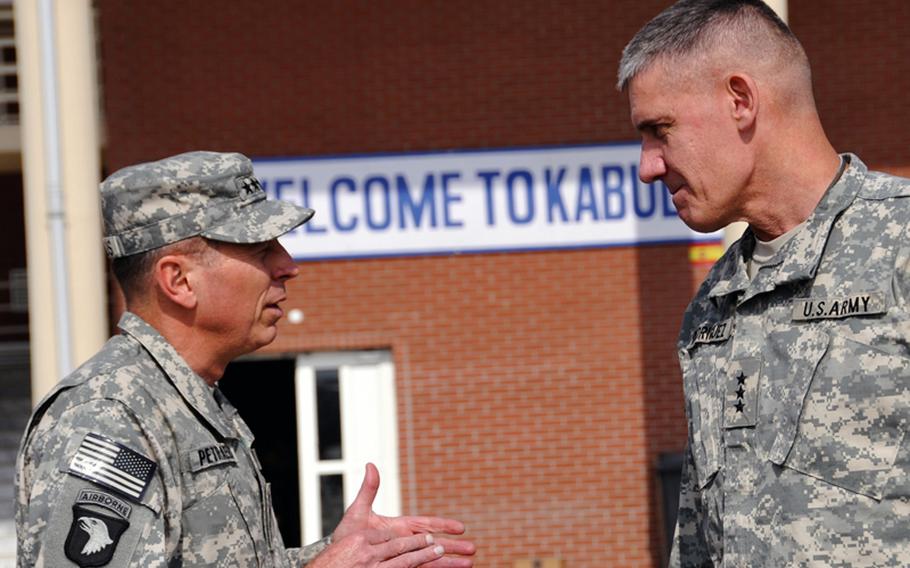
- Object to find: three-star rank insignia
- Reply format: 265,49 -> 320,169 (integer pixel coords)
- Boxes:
724,358 -> 761,429
237,175 -> 264,197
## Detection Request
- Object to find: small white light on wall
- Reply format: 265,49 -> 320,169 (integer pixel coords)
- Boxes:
287,309 -> 305,324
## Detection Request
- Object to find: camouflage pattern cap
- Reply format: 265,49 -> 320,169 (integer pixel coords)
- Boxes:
100,151 -> 314,258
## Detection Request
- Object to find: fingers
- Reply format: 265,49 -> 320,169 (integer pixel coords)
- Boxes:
379,534 -> 475,568
348,463 -> 381,515
429,537 -> 476,557
412,536 -> 475,568
396,516 -> 466,536
380,535 -> 445,568
324,530 -> 471,568
311,530 -> 444,568
377,533 -> 439,559
419,557 -> 475,568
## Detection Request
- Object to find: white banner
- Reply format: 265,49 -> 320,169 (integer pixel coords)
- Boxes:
253,144 -> 721,260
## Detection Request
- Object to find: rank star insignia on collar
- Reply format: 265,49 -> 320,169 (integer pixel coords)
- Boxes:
64,504 -> 129,567
725,358 -> 761,429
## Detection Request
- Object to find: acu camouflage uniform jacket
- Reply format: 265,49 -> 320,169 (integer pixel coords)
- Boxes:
671,155 -> 910,567
16,312 -> 329,567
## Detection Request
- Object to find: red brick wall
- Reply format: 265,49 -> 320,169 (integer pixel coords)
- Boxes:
94,1 -> 908,566
790,0 -> 910,174
267,246 -> 692,566
95,0 -> 669,171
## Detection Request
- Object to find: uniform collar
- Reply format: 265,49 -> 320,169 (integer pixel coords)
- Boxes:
707,153 -> 866,304
117,311 -> 235,440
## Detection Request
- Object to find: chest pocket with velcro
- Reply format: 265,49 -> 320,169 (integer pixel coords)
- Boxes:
774,332 -> 910,500
180,442 -> 260,567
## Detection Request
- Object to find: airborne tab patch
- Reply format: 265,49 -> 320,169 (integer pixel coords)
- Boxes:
75,489 -> 132,520
67,433 -> 156,502
690,318 -> 733,347
792,292 -> 885,321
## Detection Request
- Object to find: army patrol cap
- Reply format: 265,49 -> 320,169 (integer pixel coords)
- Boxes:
101,151 -> 314,258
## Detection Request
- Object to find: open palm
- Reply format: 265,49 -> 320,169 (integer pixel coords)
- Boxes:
333,463 -> 475,567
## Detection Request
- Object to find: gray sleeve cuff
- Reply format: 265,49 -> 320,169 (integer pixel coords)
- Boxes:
296,535 -> 333,566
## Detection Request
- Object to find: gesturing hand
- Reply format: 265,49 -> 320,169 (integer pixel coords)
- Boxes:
331,463 -> 475,567
307,529 -> 446,568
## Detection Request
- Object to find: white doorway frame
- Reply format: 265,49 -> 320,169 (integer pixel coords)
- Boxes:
295,350 -> 401,544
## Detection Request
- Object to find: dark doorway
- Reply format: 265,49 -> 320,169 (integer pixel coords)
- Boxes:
657,451 -> 683,558
219,357 -> 301,547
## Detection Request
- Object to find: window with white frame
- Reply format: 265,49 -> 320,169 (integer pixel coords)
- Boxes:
294,351 -> 401,544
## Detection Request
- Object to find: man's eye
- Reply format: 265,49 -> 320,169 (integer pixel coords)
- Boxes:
247,243 -> 269,257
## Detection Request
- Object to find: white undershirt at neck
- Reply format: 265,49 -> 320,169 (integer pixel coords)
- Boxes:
747,220 -> 807,280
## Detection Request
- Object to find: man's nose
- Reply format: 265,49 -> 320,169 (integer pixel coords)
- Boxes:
638,146 -> 667,184
273,242 -> 300,281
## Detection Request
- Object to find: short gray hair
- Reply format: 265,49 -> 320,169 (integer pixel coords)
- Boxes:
616,0 -> 805,91
111,236 -> 212,302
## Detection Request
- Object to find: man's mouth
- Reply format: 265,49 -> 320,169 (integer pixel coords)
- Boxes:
264,293 -> 287,314
263,304 -> 285,322
668,185 -> 690,212
667,182 -> 688,195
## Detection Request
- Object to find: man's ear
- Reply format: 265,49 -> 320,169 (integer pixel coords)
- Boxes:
727,73 -> 758,131
153,254 -> 197,309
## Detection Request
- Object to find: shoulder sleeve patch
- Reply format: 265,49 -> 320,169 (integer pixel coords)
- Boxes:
66,432 -> 157,502
65,504 -> 130,567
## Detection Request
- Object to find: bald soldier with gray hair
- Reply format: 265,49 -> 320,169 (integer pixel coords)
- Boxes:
620,1 -> 910,566
15,151 -> 475,567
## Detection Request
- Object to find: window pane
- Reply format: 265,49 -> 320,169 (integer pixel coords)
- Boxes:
315,369 -> 342,460
320,474 -> 345,536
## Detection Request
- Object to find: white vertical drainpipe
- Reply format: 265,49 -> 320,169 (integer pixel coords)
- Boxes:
38,0 -> 73,378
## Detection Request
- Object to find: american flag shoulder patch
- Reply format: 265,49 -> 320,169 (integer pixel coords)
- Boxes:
67,432 -> 157,502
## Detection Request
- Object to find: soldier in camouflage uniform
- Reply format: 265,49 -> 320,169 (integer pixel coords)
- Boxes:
618,1 -> 910,566
15,151 -> 475,567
